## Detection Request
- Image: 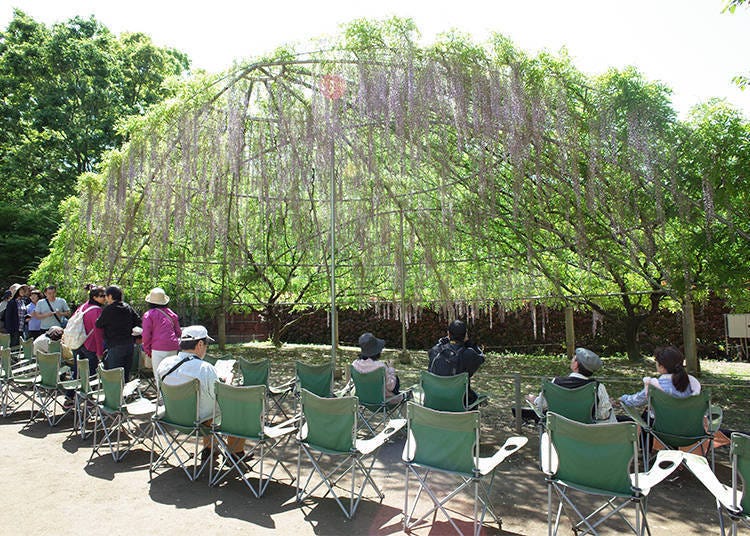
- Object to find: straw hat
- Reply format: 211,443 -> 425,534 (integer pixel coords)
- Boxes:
145,287 -> 170,305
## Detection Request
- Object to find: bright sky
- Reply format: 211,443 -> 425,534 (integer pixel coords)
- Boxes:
3,0 -> 750,118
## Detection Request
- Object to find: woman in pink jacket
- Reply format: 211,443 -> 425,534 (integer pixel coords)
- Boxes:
74,285 -> 107,376
141,287 -> 181,374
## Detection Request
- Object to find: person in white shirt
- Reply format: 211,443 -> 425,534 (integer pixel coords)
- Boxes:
156,325 -> 244,460
33,285 -> 70,331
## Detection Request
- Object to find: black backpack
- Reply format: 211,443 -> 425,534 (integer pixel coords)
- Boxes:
429,343 -> 461,376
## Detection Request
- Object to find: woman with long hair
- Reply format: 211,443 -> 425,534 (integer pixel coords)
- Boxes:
141,287 -> 181,375
619,346 -> 700,408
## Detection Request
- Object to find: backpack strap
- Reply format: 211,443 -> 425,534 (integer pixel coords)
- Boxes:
45,298 -> 64,326
156,308 -> 179,338
160,355 -> 195,381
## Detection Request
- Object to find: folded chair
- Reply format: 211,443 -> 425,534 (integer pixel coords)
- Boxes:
350,365 -> 410,435
683,433 -> 750,536
89,365 -> 155,462
402,402 -> 527,536
150,379 -> 211,481
1,347 -> 38,417
419,371 -> 488,412
28,351 -> 73,427
239,357 -> 294,421
623,387 -> 722,470
543,412 -> 682,535
209,383 -> 298,497
59,357 -> 99,439
296,388 -> 405,518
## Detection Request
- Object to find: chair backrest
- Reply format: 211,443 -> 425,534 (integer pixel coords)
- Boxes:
239,357 -> 270,387
214,382 -> 264,439
77,358 -> 92,393
1,347 -> 12,378
296,361 -> 334,398
546,412 -> 637,496
405,402 -> 478,475
22,339 -> 34,360
47,340 -> 62,354
731,432 -> 750,514
160,379 -> 200,427
542,379 -> 597,424
98,365 -> 124,411
349,364 -> 386,405
420,371 -> 468,412
300,388 -> 356,453
649,387 -> 709,446
36,351 -> 61,388
0,333 -> 9,348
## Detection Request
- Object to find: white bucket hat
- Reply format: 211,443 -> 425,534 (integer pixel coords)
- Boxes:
145,287 -> 170,305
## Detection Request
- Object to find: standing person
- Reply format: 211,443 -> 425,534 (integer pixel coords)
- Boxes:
0,289 -> 11,333
71,285 -> 107,377
526,347 -> 616,423
26,289 -> 44,340
33,285 -> 71,332
95,285 -> 141,381
427,320 -> 485,406
4,284 -> 29,349
141,287 -> 181,375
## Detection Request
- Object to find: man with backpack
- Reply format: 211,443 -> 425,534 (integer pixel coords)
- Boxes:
427,320 -> 485,405
526,347 -> 616,423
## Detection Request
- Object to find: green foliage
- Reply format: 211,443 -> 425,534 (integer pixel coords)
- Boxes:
0,9 -> 191,288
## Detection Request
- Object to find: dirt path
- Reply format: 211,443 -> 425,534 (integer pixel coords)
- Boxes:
0,409 -> 726,535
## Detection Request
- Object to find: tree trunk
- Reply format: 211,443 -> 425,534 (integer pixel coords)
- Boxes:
565,305 -> 575,360
623,316 -> 643,362
217,304 -> 227,351
682,294 -> 700,374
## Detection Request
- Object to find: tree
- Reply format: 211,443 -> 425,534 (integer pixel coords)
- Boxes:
0,10 -> 190,288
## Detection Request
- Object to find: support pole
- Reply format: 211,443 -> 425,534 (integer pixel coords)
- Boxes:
514,373 -> 522,434
399,209 -> 410,364
565,305 -> 575,359
329,136 -> 338,366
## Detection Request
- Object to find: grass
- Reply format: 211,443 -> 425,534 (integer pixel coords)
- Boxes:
208,341 -> 750,432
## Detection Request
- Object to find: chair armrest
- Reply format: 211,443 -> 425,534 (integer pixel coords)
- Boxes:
356,418 -> 407,455
707,405 -> 723,433
477,436 -> 528,476
524,399 -> 545,421
632,450 -> 683,492
683,452 -> 739,512
621,404 -> 649,429
466,393 -> 489,411
335,380 -> 354,397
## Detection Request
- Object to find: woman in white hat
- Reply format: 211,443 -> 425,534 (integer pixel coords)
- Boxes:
141,287 -> 181,374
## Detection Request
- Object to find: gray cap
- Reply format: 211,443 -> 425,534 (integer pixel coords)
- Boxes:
575,347 -> 602,373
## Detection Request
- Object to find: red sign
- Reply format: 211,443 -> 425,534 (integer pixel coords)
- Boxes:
320,74 -> 346,100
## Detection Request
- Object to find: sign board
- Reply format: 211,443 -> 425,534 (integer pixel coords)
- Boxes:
726,314 -> 750,339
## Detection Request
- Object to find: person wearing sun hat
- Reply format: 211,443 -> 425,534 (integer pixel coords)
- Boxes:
352,332 -> 402,399
141,287 -> 181,375
3,283 -> 30,349
526,347 -> 616,423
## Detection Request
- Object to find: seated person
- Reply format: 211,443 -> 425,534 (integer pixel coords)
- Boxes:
526,347 -> 615,423
619,346 -> 700,408
427,320 -> 485,405
352,332 -> 403,401
33,326 -> 74,364
157,325 -> 244,460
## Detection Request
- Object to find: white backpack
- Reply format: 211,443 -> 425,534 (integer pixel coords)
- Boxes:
62,304 -> 100,350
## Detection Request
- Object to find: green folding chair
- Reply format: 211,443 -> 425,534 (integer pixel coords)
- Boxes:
20,339 -> 34,363
684,433 -> 750,536
89,364 -> 155,462
47,340 -> 62,355
543,412 -> 682,535
239,357 -> 294,420
28,351 -> 73,427
623,387 -> 722,470
419,371 -> 487,412
1,347 -> 38,417
59,357 -> 98,439
296,388 -> 405,519
0,333 -> 9,348
209,383 -> 298,497
350,365 -> 410,435
150,379 -> 211,481
295,361 -> 336,398
402,402 -> 526,536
